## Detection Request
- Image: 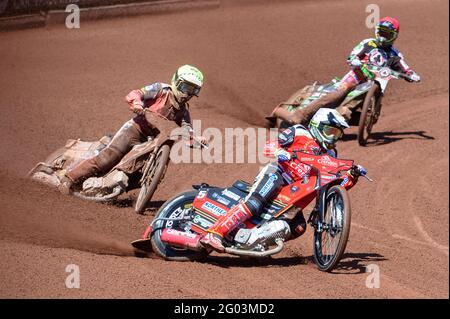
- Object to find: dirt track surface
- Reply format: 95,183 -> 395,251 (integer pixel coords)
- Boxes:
0,0 -> 448,298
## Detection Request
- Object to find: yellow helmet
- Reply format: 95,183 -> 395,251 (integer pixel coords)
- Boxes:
171,65 -> 204,97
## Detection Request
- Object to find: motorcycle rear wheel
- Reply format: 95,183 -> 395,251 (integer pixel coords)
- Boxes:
135,144 -> 171,213
358,84 -> 381,146
313,185 -> 351,272
151,190 -> 208,261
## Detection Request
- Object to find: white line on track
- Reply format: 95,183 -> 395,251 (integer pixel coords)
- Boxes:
413,215 -> 449,253
352,222 -> 449,256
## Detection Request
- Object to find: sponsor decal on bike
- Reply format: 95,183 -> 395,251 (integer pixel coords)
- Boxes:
166,207 -> 185,228
222,189 -> 241,201
217,197 -> 230,206
318,155 -> 339,168
197,190 -> 207,199
379,68 -> 391,78
290,185 -> 299,193
193,215 -> 214,228
275,194 -> 291,204
340,176 -> 349,186
273,200 -> 287,207
298,155 -> 315,162
166,228 -> 198,239
260,174 -> 278,197
289,161 -> 311,177
211,192 -> 231,206
201,201 -> 227,216
267,201 -> 283,212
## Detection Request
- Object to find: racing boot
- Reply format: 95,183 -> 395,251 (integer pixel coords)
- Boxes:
200,203 -> 252,253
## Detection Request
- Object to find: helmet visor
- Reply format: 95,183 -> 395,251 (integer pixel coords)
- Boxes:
322,125 -> 343,140
376,27 -> 397,42
177,80 -> 201,96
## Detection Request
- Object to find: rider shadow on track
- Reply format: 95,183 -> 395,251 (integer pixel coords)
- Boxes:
342,130 -> 434,146
328,252 -> 388,274
201,251 -> 386,270
202,254 -> 310,269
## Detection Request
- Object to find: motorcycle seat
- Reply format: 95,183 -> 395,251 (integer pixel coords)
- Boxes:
232,180 -> 251,193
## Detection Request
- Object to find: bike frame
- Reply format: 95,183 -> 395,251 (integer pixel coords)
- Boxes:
280,151 -> 354,228
366,64 -> 409,93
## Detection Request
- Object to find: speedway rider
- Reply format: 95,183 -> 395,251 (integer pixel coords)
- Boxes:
59,65 -> 206,194
272,17 -> 421,125
200,108 -> 366,253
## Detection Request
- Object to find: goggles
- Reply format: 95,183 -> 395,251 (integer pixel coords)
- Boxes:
176,80 -> 201,96
322,125 -> 343,140
376,27 -> 397,42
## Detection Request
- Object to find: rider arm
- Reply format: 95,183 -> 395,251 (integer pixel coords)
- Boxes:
392,48 -> 420,82
125,89 -> 144,110
180,106 -> 193,131
347,39 -> 375,66
125,83 -> 162,111
390,47 -> 418,77
177,106 -> 208,147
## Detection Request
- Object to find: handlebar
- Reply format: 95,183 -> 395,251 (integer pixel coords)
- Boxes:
292,149 -> 374,183
350,164 -> 374,182
362,63 -> 412,81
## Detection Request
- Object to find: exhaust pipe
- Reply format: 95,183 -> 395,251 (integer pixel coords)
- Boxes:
160,229 -> 203,251
224,238 -> 285,257
160,230 -> 285,257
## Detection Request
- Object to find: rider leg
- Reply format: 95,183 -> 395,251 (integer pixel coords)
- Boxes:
200,163 -> 284,252
59,120 -> 146,193
273,71 -> 362,126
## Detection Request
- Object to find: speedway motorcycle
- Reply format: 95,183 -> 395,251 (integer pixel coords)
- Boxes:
266,55 -> 416,146
132,149 -> 372,272
28,123 -> 204,213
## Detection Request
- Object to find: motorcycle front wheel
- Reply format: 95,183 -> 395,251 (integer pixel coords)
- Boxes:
358,83 -> 381,146
135,144 -> 171,213
313,185 -> 351,272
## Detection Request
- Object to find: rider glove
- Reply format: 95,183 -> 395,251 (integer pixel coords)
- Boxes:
408,72 -> 421,82
274,149 -> 291,162
349,164 -> 367,178
349,58 -> 362,68
132,103 -> 145,115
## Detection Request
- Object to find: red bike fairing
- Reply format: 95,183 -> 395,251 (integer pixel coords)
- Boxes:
264,126 -> 357,215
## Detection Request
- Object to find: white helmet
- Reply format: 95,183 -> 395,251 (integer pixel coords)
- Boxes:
308,108 -> 349,149
171,65 -> 204,102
